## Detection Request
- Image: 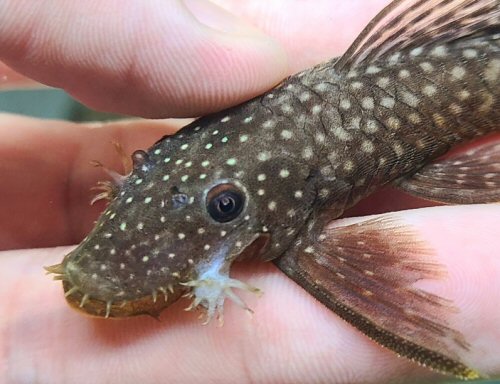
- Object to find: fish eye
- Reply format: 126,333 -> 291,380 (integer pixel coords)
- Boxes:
206,183 -> 245,223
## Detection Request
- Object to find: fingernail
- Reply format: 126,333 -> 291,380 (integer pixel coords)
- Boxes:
183,0 -> 264,36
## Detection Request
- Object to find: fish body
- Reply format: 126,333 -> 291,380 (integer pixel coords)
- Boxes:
47,0 -> 500,379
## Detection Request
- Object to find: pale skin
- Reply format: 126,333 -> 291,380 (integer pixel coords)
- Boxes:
0,1 -> 499,383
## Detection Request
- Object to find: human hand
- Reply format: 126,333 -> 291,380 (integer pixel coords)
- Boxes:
1,1 -> 499,383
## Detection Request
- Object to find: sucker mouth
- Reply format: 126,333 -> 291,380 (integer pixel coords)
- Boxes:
45,262 -> 183,318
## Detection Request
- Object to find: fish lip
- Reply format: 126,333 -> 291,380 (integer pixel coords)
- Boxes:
51,252 -> 186,319
61,279 -> 185,319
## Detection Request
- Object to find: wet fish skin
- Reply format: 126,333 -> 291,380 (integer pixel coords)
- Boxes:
47,0 -> 499,379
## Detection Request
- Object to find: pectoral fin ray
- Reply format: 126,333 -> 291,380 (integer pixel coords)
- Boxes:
397,141 -> 500,204
274,216 -> 480,379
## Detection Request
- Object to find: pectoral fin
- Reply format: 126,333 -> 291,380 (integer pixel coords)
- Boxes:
397,141 -> 500,204
274,216 -> 480,380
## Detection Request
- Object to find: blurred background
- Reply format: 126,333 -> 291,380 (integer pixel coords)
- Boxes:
0,88 -> 120,121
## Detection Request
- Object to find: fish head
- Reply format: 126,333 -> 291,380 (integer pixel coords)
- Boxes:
50,106 -> 318,319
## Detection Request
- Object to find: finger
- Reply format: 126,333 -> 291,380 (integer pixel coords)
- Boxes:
0,0 -> 287,118
1,205 -> 499,383
0,61 -> 41,90
0,113 -> 190,250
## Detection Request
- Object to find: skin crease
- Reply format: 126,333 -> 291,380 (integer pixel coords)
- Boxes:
0,1 -> 499,383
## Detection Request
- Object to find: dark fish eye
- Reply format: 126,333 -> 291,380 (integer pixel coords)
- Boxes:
206,184 -> 245,223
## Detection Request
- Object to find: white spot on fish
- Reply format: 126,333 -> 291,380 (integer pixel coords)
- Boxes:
350,81 -> 363,90
299,92 -> 311,102
361,97 -> 374,110
387,52 -> 401,65
419,62 -> 434,72
263,120 -> 277,129
485,59 -> 499,83
320,165 -> 332,176
243,116 -> 253,124
302,147 -> 313,160
423,85 -> 437,96
376,78 -> 390,91
364,119 -> 379,133
257,174 -> 266,181
431,46 -> 447,57
449,103 -> 462,115
366,66 -> 381,74
361,140 -> 375,153
458,90 -> 470,100
343,160 -> 354,172
451,66 -> 465,80
279,169 -> 290,178
268,201 -> 277,211
398,69 -> 410,79
340,99 -> 351,109
410,47 -> 423,56
408,113 -> 421,124
401,91 -> 420,107
380,97 -> 395,109
281,130 -> 293,140
387,117 -> 400,130
312,105 -> 322,114
463,49 -> 477,59
257,151 -> 271,161
314,83 -> 328,92
220,116 -> 230,123
239,134 -> 249,143
315,132 -> 325,144
393,143 -> 404,157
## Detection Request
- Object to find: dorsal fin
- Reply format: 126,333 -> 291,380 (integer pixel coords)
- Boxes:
334,0 -> 500,72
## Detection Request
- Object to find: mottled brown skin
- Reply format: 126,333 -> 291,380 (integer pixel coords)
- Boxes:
47,0 -> 500,379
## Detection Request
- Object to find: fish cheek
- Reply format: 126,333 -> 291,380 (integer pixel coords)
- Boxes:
246,158 -> 317,261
